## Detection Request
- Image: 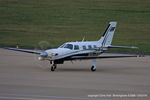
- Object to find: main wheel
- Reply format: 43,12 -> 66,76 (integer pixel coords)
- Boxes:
91,66 -> 96,72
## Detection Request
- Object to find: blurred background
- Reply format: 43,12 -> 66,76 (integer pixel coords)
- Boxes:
0,0 -> 150,54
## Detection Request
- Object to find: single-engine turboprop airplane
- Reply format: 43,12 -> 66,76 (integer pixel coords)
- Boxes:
4,22 -> 138,71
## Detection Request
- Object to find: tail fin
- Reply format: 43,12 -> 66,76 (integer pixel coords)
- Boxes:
98,21 -> 117,47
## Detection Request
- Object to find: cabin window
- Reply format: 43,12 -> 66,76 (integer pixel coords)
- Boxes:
93,45 -> 97,48
64,44 -> 73,50
74,45 -> 79,50
82,45 -> 86,50
88,45 -> 92,49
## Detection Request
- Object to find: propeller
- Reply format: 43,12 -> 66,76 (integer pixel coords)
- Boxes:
33,41 -> 50,69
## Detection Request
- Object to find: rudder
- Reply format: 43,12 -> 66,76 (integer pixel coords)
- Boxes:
99,21 -> 117,47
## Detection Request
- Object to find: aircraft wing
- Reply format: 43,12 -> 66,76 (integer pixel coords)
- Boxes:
3,47 -> 41,54
70,55 -> 137,60
107,45 -> 138,49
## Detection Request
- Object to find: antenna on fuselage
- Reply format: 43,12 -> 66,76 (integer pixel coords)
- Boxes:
82,36 -> 85,42
82,32 -> 87,42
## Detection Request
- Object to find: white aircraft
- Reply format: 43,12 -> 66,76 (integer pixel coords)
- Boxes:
4,22 -> 138,71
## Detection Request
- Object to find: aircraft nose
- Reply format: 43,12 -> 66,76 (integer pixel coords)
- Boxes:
49,52 -> 58,57
40,52 -> 48,57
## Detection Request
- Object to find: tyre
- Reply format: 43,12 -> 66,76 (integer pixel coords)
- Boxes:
91,66 -> 96,71
51,66 -> 55,71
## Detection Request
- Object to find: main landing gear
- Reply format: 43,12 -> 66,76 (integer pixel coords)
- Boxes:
91,60 -> 96,71
50,60 -> 97,72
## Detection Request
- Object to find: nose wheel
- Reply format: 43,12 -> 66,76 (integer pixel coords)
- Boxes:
51,64 -> 57,71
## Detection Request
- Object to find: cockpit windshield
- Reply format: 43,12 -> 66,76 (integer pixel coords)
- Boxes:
59,43 -> 66,48
59,43 -> 73,50
64,44 -> 73,50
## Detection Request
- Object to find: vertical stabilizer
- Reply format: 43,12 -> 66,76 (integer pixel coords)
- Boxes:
98,21 -> 117,47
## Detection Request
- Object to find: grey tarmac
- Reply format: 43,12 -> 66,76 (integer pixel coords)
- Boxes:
0,49 -> 150,100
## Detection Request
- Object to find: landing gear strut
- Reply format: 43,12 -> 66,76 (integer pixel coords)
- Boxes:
91,60 -> 96,71
51,64 -> 57,71
50,61 -> 57,71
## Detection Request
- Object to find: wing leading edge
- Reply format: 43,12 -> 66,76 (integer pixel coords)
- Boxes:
3,47 -> 41,54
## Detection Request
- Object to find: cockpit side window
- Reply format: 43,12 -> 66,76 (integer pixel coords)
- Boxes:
93,45 -> 97,48
64,44 -> 73,50
74,45 -> 79,50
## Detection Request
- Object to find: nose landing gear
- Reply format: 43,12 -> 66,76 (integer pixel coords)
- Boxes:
51,64 -> 57,71
50,61 -> 57,71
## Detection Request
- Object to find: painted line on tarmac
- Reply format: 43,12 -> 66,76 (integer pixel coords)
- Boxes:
0,93 -> 111,100
0,96 -> 53,100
